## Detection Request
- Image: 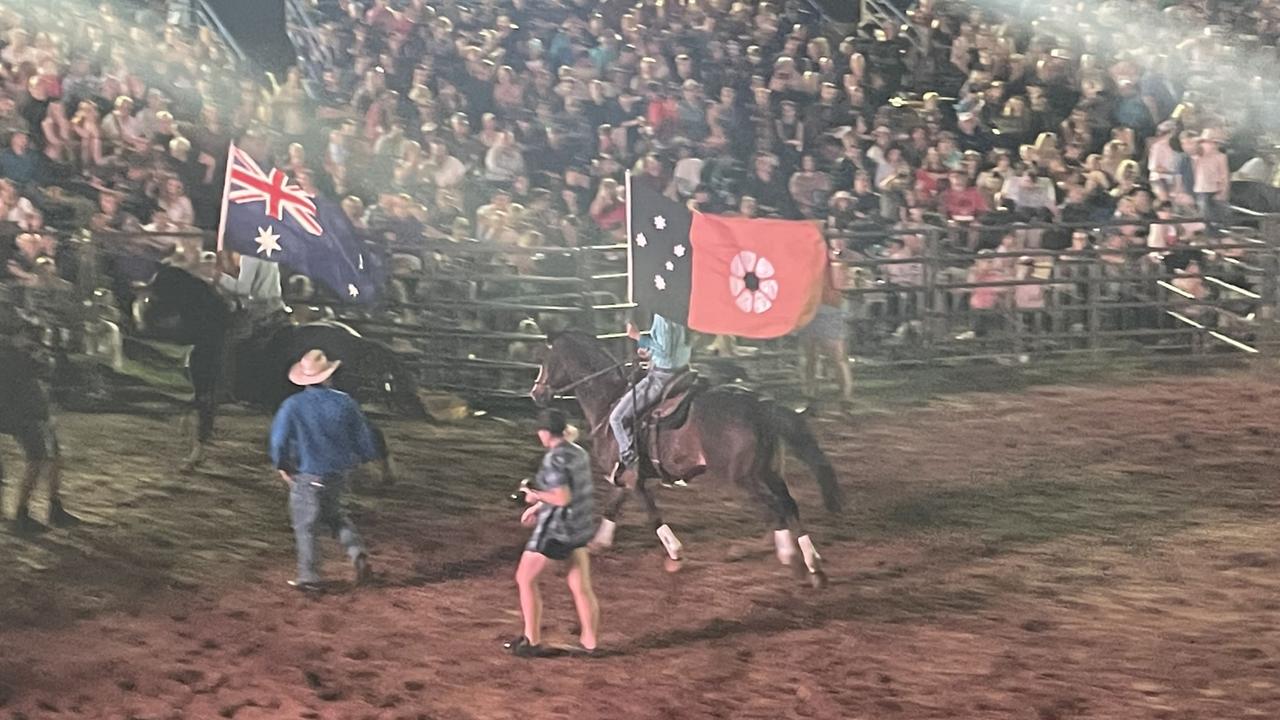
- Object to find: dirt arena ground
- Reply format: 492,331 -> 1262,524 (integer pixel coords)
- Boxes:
0,362 -> 1278,719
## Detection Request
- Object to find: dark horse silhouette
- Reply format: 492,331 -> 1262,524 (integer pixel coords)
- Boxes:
134,265 -> 426,475
530,331 -> 842,587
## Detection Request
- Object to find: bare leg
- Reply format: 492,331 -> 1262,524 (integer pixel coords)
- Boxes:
565,548 -> 599,650
824,338 -> 854,405
801,338 -> 819,398
515,551 -> 548,645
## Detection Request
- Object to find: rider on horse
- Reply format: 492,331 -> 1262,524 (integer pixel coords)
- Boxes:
214,251 -> 284,398
608,313 -> 693,487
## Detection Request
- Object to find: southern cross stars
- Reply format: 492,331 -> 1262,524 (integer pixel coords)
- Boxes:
654,274 -> 667,291
254,225 -> 282,258
635,232 -> 648,247
653,215 -> 667,230
673,244 -> 686,257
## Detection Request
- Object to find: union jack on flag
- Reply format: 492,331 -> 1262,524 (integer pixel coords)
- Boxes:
218,142 -> 382,303
225,144 -> 323,236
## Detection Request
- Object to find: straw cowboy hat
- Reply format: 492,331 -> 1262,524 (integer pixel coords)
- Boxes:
289,349 -> 341,386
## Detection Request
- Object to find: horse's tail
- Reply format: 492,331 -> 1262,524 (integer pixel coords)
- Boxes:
763,402 -> 843,513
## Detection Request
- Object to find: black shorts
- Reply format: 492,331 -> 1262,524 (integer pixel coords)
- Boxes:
535,537 -> 586,561
13,421 -> 59,462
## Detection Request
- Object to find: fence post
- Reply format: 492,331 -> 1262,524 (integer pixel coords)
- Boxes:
1086,259 -> 1102,355
1257,215 -> 1280,355
574,247 -> 597,335
921,228 -> 940,362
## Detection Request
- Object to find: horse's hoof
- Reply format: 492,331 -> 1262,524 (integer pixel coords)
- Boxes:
808,570 -> 828,590
663,556 -> 684,573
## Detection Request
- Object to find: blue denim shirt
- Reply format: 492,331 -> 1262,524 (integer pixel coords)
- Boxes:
637,314 -> 692,370
269,386 -> 380,476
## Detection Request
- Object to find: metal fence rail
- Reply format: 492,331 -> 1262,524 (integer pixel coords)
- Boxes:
13,211 -> 1280,402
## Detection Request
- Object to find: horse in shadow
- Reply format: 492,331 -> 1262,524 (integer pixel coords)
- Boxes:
133,265 -> 427,477
530,330 -> 842,587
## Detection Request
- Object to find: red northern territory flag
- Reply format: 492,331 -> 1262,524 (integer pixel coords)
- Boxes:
626,176 -> 828,339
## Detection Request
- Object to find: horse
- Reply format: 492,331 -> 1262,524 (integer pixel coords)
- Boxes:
0,340 -> 75,533
133,265 -> 427,476
529,330 -> 842,587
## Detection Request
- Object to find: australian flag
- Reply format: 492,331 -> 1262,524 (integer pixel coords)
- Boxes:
218,143 -> 381,303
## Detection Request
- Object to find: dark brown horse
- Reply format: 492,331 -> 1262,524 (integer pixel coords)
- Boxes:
530,331 -> 842,587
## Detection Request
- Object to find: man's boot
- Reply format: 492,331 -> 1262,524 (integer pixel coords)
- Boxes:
49,496 -> 80,527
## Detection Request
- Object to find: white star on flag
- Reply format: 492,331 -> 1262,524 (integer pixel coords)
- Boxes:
653,215 -> 667,230
348,284 -> 360,298
654,274 -> 667,291
674,244 -> 686,257
254,225 -> 283,258
665,261 -> 675,271
635,232 -> 648,248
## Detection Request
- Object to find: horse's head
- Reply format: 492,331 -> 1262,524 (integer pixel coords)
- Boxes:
132,265 -> 229,342
529,329 -> 622,407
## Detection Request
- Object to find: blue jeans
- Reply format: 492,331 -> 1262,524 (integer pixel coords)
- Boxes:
608,368 -> 674,468
289,473 -> 365,583
1196,192 -> 1227,229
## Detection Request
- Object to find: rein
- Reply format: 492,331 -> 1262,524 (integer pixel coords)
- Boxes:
548,360 -> 632,397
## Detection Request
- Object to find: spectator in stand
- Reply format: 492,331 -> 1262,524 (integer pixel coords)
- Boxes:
0,129 -> 39,186
156,176 -> 195,229
940,170 -> 988,222
1192,129 -> 1230,227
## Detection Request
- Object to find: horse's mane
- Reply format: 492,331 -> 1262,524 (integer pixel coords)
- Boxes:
152,264 -> 231,329
548,329 -> 618,369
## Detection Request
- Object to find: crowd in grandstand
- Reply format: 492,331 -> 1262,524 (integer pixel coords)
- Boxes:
0,0 -> 1278,348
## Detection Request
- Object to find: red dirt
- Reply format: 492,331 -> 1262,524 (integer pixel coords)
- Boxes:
1,369 -> 1279,719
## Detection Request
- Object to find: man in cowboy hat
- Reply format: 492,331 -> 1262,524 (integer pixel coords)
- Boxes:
269,349 -> 378,592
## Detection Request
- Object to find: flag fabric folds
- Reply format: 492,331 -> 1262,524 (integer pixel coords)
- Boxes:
626,177 -> 828,338
218,143 -> 381,303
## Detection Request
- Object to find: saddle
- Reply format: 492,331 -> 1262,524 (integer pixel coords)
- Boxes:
637,369 -> 710,483
647,370 -> 708,429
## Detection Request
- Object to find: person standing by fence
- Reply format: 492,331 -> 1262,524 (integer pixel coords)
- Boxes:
1192,129 -> 1230,229
269,349 -> 376,592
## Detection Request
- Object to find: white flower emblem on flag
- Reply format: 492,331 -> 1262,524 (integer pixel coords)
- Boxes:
728,251 -> 779,314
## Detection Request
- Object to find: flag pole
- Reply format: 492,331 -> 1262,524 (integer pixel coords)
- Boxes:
215,142 -> 236,252
624,169 -> 634,306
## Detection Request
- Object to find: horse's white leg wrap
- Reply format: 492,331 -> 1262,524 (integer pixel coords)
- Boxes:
656,524 -> 682,560
592,518 -> 617,547
774,529 -> 796,565
797,534 -> 822,574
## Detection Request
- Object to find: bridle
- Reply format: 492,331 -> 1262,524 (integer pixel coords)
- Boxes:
544,360 -> 631,397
